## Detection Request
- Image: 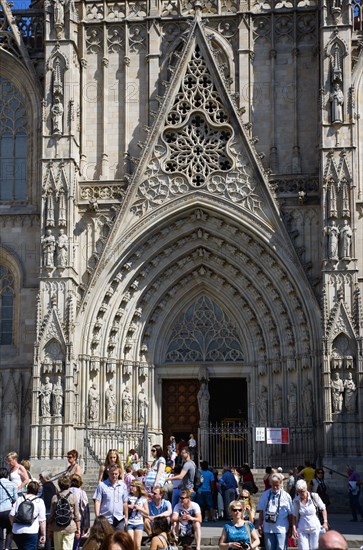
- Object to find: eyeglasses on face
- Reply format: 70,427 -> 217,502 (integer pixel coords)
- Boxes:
232,509 -> 243,512
151,449 -> 156,452
180,496 -> 188,500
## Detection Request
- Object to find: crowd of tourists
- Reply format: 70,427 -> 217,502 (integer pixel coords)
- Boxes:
0,446 -> 361,550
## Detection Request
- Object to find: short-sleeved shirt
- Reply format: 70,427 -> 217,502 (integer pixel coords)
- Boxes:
198,470 -> 214,493
0,478 -> 17,512
127,495 -> 147,526
181,461 -> 195,490
93,479 -> 128,524
293,493 -> 325,532
10,495 -> 46,535
257,489 -> 292,533
149,498 -> 172,518
224,522 -> 255,545
173,501 -> 201,536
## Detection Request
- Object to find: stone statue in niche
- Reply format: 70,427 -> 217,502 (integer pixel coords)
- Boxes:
138,388 -> 148,423
326,220 -> 339,260
344,372 -> 356,413
258,385 -> 268,424
303,379 -> 313,423
56,229 -> 68,268
52,375 -> 63,416
273,384 -> 282,424
331,372 -> 344,413
41,229 -> 56,268
51,96 -> 64,135
105,384 -> 116,422
122,386 -> 133,422
197,380 -> 210,423
39,376 -> 53,416
339,220 -> 352,259
330,83 -> 344,124
88,383 -> 100,420
53,0 -> 65,38
288,383 -> 297,424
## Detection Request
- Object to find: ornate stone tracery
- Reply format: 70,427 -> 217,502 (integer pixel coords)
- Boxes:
165,295 -> 244,362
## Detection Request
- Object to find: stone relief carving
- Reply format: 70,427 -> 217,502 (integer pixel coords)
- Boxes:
129,24 -> 147,52
51,96 -> 64,135
86,27 -> 103,54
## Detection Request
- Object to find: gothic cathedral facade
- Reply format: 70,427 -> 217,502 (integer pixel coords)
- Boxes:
0,0 -> 362,471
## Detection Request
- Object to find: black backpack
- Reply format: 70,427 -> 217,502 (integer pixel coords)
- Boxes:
14,495 -> 37,525
55,492 -> 72,527
193,466 -> 204,491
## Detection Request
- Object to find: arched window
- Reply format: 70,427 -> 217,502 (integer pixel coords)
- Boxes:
0,76 -> 28,201
0,265 -> 14,345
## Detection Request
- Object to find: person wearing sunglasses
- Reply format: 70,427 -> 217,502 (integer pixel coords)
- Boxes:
237,490 -> 255,523
65,450 -> 82,477
171,490 -> 201,550
219,500 -> 260,550
144,486 -> 172,537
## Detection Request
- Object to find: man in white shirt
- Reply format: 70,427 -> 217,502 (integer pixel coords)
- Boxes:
257,473 -> 292,550
172,489 -> 201,550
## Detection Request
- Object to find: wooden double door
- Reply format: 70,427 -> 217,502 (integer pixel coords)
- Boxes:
162,379 -> 199,449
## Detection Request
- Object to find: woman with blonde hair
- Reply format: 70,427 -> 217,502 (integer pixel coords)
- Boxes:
98,450 -> 124,483
219,500 -> 260,550
127,480 -> 148,550
6,452 -> 29,492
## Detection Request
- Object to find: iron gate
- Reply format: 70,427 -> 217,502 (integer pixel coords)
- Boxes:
199,421 -> 251,468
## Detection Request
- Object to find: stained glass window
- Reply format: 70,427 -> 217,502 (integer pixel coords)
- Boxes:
0,265 -> 14,345
0,77 -> 28,201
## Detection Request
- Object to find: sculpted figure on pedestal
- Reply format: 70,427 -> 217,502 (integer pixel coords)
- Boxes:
51,96 -> 64,135
122,386 -> 133,421
331,372 -> 344,413
344,372 -> 356,413
330,83 -> 344,123
39,377 -> 53,416
41,229 -> 56,268
303,379 -> 313,423
52,375 -> 63,416
197,380 -> 210,423
288,383 -> 297,424
105,384 -> 116,421
326,221 -> 339,260
88,383 -> 100,420
56,229 -> 68,267
258,385 -> 268,424
138,388 -> 148,423
273,384 -> 282,425
339,220 -> 352,259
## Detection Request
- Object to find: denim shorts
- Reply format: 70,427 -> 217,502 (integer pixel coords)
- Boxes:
127,524 -> 144,531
